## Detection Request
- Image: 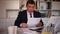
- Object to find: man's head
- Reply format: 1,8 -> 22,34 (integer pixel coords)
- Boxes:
26,0 -> 35,13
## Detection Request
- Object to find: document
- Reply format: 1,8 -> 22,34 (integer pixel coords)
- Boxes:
27,18 -> 41,27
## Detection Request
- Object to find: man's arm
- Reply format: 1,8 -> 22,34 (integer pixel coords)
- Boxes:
35,11 -> 44,27
40,19 -> 44,26
36,19 -> 44,27
14,11 -> 28,28
14,12 -> 22,27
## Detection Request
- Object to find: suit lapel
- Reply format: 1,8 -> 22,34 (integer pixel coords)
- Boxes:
33,11 -> 36,17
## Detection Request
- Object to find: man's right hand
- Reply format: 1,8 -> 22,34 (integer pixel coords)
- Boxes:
20,23 -> 28,28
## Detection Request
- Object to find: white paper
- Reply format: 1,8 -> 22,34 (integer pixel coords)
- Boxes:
20,28 -> 38,34
27,18 -> 41,27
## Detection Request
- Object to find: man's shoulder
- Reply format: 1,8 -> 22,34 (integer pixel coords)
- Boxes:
34,10 -> 41,17
19,10 -> 27,14
34,10 -> 40,14
19,10 -> 27,13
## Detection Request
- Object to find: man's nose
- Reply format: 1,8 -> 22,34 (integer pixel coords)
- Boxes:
30,7 -> 33,10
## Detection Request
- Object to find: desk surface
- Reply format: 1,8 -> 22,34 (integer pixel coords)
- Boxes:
17,28 -> 41,34
0,28 -> 41,34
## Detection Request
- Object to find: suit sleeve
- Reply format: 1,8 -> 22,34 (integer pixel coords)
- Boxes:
40,19 -> 44,26
14,12 -> 22,27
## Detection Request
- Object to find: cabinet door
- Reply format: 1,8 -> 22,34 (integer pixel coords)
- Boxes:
52,2 -> 60,10
40,3 -> 47,10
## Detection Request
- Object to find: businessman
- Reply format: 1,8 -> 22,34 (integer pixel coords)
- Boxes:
14,0 -> 43,28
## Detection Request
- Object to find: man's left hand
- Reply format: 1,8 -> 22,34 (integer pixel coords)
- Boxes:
36,22 -> 42,27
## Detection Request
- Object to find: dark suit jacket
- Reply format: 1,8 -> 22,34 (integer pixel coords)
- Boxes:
14,10 -> 43,27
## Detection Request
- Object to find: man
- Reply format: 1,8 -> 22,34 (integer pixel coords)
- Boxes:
14,0 -> 43,28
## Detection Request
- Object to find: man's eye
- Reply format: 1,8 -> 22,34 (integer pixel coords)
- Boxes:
29,6 -> 31,7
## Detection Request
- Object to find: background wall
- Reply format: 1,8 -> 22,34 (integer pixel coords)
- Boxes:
0,0 -> 19,18
0,0 -> 19,34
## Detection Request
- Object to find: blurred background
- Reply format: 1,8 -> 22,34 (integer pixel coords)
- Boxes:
0,0 -> 60,34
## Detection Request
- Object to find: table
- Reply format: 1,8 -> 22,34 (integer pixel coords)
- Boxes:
0,27 -> 41,34
17,28 -> 41,34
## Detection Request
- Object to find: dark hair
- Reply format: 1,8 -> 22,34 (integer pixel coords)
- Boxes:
26,0 -> 35,6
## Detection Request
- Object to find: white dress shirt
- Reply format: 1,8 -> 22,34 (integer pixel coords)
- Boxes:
27,11 -> 35,27
27,11 -> 40,27
27,11 -> 34,18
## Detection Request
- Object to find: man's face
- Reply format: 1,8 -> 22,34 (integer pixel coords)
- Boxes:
26,4 -> 35,13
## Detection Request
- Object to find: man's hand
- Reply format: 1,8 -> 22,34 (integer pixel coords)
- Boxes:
36,22 -> 42,27
20,23 -> 28,28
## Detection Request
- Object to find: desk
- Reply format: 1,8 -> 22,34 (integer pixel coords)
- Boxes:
0,28 -> 41,34
17,28 -> 41,34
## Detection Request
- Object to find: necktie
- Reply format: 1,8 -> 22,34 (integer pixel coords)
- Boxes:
30,13 -> 32,18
